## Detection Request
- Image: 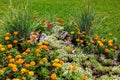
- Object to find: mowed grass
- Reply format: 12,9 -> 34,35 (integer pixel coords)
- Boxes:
0,0 -> 120,42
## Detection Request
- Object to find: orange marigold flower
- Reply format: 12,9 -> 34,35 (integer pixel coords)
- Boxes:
38,42 -> 42,46
80,40 -> 84,44
39,61 -> 44,65
16,59 -> 24,64
60,60 -> 64,64
8,55 -> 12,59
114,45 -> 118,50
7,44 -> 13,49
25,64 -> 30,68
77,31 -> 80,34
90,40 -> 94,44
12,67 -> 18,72
16,55 -> 21,59
31,35 -> 37,39
82,75 -> 87,80
14,31 -> 18,35
44,41 -> 49,45
30,61 -> 36,66
72,65 -> 77,70
50,73 -> 57,80
9,58 -> 15,63
13,40 -> 18,44
27,40 -> 32,44
25,48 -> 30,53
40,45 -> 48,50
6,77 -> 11,80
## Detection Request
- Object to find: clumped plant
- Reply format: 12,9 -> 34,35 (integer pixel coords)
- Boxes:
78,7 -> 95,34
0,0 -> 35,40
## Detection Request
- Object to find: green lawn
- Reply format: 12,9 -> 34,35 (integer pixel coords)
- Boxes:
0,0 -> 120,42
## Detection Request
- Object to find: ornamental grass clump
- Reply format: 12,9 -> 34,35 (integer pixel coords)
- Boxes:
0,0 -> 36,40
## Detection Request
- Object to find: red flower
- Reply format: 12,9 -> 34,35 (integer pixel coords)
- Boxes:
47,23 -> 53,28
32,16 -> 37,19
58,19 -> 63,25
41,19 -> 46,23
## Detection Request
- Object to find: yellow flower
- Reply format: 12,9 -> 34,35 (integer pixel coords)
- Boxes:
22,52 -> 27,56
6,32 -> 11,36
1,47 -> 5,51
28,71 -> 34,76
50,73 -> 57,80
101,38 -> 105,43
12,78 -> 20,80
16,55 -> 21,59
22,77 -> 26,80
105,48 -> 110,53
108,40 -> 113,44
42,58 -> 47,62
109,33 -> 112,36
35,49 -> 40,53
76,38 -> 79,42
0,44 -> 3,48
5,37 -> 10,40
39,61 -> 44,65
38,42 -> 42,46
0,70 -> 3,74
36,53 -> 41,57
70,31 -> 74,35
21,68 -> 27,74
54,59 -> 59,63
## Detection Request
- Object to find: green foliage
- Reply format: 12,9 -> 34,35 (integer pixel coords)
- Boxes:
78,7 -> 95,34
1,0 -> 35,40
